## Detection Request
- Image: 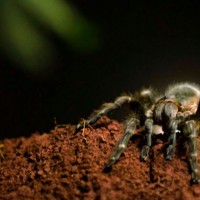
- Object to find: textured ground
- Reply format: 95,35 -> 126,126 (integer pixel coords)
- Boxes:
0,117 -> 200,200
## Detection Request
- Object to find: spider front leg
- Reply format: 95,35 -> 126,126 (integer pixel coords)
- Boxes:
165,119 -> 179,160
183,120 -> 199,183
77,95 -> 132,129
103,118 -> 140,170
162,102 -> 179,160
140,118 -> 154,161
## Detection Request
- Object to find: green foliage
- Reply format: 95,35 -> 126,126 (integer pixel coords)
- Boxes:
0,0 -> 98,74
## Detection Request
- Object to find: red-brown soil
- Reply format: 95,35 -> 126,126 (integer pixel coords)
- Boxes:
0,117 -> 200,200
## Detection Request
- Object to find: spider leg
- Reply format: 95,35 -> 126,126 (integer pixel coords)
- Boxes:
77,95 -> 132,129
183,120 -> 199,183
103,118 -> 139,170
165,119 -> 179,160
164,102 -> 179,160
140,118 -> 154,161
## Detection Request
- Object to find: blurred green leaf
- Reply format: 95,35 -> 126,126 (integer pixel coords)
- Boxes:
0,0 -> 98,75
18,0 -> 98,51
0,1 -> 53,74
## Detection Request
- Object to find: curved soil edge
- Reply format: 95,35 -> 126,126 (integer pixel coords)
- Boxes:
0,117 -> 200,200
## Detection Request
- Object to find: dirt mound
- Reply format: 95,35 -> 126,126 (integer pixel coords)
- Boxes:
0,117 -> 199,200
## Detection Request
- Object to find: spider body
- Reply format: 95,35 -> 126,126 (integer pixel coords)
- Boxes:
77,82 -> 200,183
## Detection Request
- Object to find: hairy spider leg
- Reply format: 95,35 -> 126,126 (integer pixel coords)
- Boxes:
140,118 -> 154,161
140,99 -> 163,161
141,99 -> 180,161
104,118 -> 140,170
183,120 -> 199,183
165,119 -> 179,160
77,95 -> 132,129
164,102 -> 179,160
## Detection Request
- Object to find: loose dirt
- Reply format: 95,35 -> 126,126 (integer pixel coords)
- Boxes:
0,117 -> 199,200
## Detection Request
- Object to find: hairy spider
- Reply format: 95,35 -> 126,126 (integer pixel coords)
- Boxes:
77,82 -> 200,184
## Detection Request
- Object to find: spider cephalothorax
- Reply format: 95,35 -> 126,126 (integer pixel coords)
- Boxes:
77,82 -> 200,184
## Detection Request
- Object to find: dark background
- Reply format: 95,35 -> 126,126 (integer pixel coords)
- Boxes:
0,1 -> 200,139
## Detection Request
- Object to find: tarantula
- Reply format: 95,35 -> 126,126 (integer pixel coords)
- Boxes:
77,82 -> 200,183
